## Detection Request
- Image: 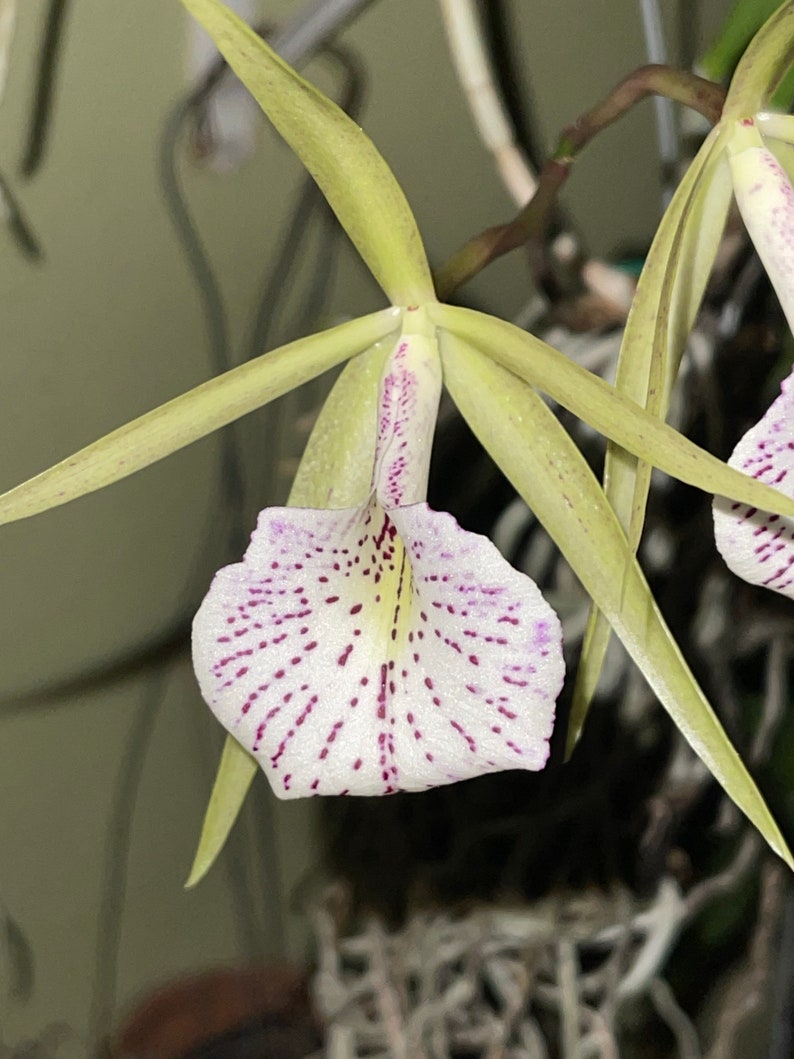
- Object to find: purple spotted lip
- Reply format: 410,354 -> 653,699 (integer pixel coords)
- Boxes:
192,330 -> 564,798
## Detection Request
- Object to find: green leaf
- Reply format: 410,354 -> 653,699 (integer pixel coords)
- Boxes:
699,0 -> 782,82
432,303 -> 794,520
0,308 -> 400,526
569,128 -> 732,754
180,0 -> 434,307
440,332 -> 793,869
188,342 -> 389,881
723,0 -> 794,120
186,736 -> 257,888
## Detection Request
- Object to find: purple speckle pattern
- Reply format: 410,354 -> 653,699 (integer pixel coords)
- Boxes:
714,369 -> 794,599
731,145 -> 794,328
713,139 -> 794,598
192,496 -> 564,798
372,333 -> 441,508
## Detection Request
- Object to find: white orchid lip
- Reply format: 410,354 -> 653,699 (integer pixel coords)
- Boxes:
192,324 -> 565,798
713,118 -> 794,599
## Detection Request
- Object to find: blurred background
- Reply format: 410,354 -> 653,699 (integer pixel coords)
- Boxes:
0,0 -> 761,1055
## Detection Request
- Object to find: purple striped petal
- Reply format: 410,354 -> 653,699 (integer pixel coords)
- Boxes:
713,370 -> 794,599
192,497 -> 564,798
372,330 -> 442,507
713,125 -> 794,597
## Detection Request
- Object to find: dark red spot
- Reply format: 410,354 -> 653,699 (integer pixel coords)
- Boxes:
338,644 -> 353,666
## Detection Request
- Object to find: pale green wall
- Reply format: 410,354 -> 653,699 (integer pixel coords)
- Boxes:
0,0 -> 729,1046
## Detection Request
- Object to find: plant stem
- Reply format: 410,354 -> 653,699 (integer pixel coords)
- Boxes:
434,64 -> 726,300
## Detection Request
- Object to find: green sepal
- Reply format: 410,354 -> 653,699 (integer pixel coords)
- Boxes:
723,0 -> 794,120
180,0 -> 434,306
569,128 -> 732,754
432,304 -> 794,520
0,308 -> 400,526
186,736 -> 257,888
699,0 -> 782,83
440,332 -> 794,870
287,339 -> 392,509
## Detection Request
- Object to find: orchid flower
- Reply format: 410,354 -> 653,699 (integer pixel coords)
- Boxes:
569,2 -> 794,751
192,317 -> 563,798
2,0 -> 794,878
713,116 -> 794,596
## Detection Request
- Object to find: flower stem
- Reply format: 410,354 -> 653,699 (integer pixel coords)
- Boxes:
434,64 -> 726,300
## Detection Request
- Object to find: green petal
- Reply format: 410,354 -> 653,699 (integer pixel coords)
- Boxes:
440,332 -> 793,869
431,303 -> 794,520
180,0 -> 434,307
0,308 -> 400,526
186,736 -> 257,888
570,129 -> 732,754
698,0 -> 782,82
723,0 -> 794,120
188,342 -> 390,881
760,118 -> 794,188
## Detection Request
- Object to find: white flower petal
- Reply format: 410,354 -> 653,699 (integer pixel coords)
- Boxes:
729,134 -> 794,331
192,498 -> 564,798
714,369 -> 794,599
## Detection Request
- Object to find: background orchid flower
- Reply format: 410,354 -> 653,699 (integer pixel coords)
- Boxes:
569,2 -> 794,750
713,116 -> 794,598
2,0 -> 794,881
193,319 -> 564,798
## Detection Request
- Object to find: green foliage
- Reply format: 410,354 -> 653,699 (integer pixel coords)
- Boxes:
569,128 -> 733,754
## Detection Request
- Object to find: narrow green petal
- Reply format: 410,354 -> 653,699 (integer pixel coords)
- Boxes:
758,119 -> 794,198
0,308 -> 400,526
186,736 -> 257,888
188,342 -> 389,879
698,0 -> 782,82
667,136 -> 733,376
180,0 -> 434,306
723,0 -> 794,120
440,333 -> 793,869
755,111 -> 794,145
288,339 -> 392,508
431,303 -> 794,520
570,129 -> 732,754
